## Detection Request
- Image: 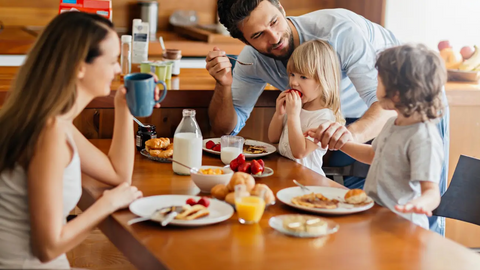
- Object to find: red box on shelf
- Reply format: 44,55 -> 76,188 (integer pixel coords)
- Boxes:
59,0 -> 112,20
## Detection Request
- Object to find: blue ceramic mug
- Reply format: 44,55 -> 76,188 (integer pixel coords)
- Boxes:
124,73 -> 167,117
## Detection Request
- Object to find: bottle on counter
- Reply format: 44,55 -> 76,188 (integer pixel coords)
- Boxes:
132,19 -> 149,64
120,35 -> 132,80
172,109 -> 203,175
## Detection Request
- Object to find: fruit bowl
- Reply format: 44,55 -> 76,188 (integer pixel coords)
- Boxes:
190,166 -> 234,193
447,69 -> 480,82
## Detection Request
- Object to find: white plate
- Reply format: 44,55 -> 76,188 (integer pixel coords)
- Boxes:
203,138 -> 276,158
269,214 -> 339,238
223,165 -> 274,178
129,195 -> 234,226
276,186 -> 374,215
140,149 -> 172,163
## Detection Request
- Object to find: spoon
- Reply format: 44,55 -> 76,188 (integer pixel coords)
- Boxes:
293,179 -> 311,192
169,159 -> 199,173
159,36 -> 166,52
226,56 -> 253,66
133,117 -> 148,128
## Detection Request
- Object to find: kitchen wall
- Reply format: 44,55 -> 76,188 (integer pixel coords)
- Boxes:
385,0 -> 480,50
0,0 -> 384,30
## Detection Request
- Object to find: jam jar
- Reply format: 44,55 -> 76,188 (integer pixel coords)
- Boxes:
136,124 -> 157,151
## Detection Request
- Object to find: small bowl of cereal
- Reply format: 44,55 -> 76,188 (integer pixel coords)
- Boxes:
190,166 -> 234,193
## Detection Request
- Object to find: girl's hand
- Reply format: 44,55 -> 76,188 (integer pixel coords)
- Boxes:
275,91 -> 288,116
102,182 -> 143,212
285,91 -> 302,117
395,202 -> 433,217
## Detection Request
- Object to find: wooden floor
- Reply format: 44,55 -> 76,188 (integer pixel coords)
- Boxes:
66,229 -> 136,270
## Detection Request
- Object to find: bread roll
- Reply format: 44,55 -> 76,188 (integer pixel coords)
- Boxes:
251,184 -> 275,205
211,184 -> 229,200
227,172 -> 255,192
145,138 -> 170,150
344,189 -> 367,204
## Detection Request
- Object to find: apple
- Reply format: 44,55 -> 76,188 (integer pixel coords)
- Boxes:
460,46 -> 475,60
438,40 -> 452,51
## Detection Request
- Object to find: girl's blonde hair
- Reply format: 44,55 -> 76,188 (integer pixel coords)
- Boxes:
286,39 -> 345,125
0,12 -> 114,173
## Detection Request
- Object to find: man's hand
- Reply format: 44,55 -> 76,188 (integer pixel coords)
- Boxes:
205,47 -> 232,86
305,121 -> 354,150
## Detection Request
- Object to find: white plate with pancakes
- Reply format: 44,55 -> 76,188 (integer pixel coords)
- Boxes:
276,186 -> 374,215
129,195 -> 234,226
203,138 -> 276,158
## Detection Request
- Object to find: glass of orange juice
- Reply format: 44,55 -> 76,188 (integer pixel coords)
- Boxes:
235,184 -> 266,224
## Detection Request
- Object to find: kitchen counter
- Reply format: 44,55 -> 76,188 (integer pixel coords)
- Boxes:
0,26 -> 245,57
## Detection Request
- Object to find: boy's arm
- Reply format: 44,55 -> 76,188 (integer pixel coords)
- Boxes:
340,141 -> 375,165
396,128 -> 444,216
395,181 -> 441,217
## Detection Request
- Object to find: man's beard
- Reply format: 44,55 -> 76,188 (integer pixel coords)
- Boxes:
256,29 -> 295,61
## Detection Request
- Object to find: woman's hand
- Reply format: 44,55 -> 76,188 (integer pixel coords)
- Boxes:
101,182 -> 143,212
116,72 -> 162,109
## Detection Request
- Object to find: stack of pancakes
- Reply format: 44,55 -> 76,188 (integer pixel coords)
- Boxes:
145,138 -> 173,158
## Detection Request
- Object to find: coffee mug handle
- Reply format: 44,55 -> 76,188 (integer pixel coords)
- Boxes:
154,80 -> 167,105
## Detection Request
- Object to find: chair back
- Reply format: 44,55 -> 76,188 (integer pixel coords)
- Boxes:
433,155 -> 480,226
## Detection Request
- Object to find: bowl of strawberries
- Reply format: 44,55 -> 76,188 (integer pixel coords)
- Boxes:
227,153 -> 273,178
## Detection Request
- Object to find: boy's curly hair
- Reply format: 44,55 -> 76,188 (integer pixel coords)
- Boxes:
376,44 -> 446,121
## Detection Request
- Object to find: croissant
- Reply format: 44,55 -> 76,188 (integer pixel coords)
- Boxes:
145,138 -> 170,151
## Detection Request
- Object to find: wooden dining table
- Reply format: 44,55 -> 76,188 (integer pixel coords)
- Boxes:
78,139 -> 480,270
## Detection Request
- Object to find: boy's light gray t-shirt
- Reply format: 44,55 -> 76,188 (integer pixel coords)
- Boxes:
365,117 -> 444,230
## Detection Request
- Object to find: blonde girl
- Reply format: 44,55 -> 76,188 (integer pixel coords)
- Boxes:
0,12 -> 156,268
268,39 -> 344,176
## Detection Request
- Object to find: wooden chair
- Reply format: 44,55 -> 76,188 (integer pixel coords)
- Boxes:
433,155 -> 480,252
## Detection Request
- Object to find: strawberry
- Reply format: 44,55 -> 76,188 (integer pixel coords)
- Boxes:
288,89 -> 303,97
212,144 -> 221,152
236,153 -> 246,165
230,158 -> 239,171
206,140 -> 216,149
186,198 -> 197,206
238,162 -> 251,174
197,197 -> 210,207
257,159 -> 265,169
251,160 -> 263,175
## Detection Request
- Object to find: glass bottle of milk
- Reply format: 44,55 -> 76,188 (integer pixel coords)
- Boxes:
172,109 -> 203,175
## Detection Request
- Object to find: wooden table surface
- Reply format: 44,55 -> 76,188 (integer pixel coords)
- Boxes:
78,139 -> 480,270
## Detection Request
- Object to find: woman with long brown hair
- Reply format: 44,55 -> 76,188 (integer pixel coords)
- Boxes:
0,12 -> 150,268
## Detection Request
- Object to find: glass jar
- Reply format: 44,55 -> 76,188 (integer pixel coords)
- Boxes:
172,109 -> 203,175
136,124 -> 157,151
120,35 -> 132,80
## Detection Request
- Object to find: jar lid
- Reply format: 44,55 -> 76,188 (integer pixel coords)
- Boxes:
182,109 -> 196,116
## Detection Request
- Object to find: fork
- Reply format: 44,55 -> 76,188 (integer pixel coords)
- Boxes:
226,56 -> 253,66
293,179 -> 311,192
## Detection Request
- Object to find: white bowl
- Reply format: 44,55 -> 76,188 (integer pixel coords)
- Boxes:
190,166 -> 234,193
